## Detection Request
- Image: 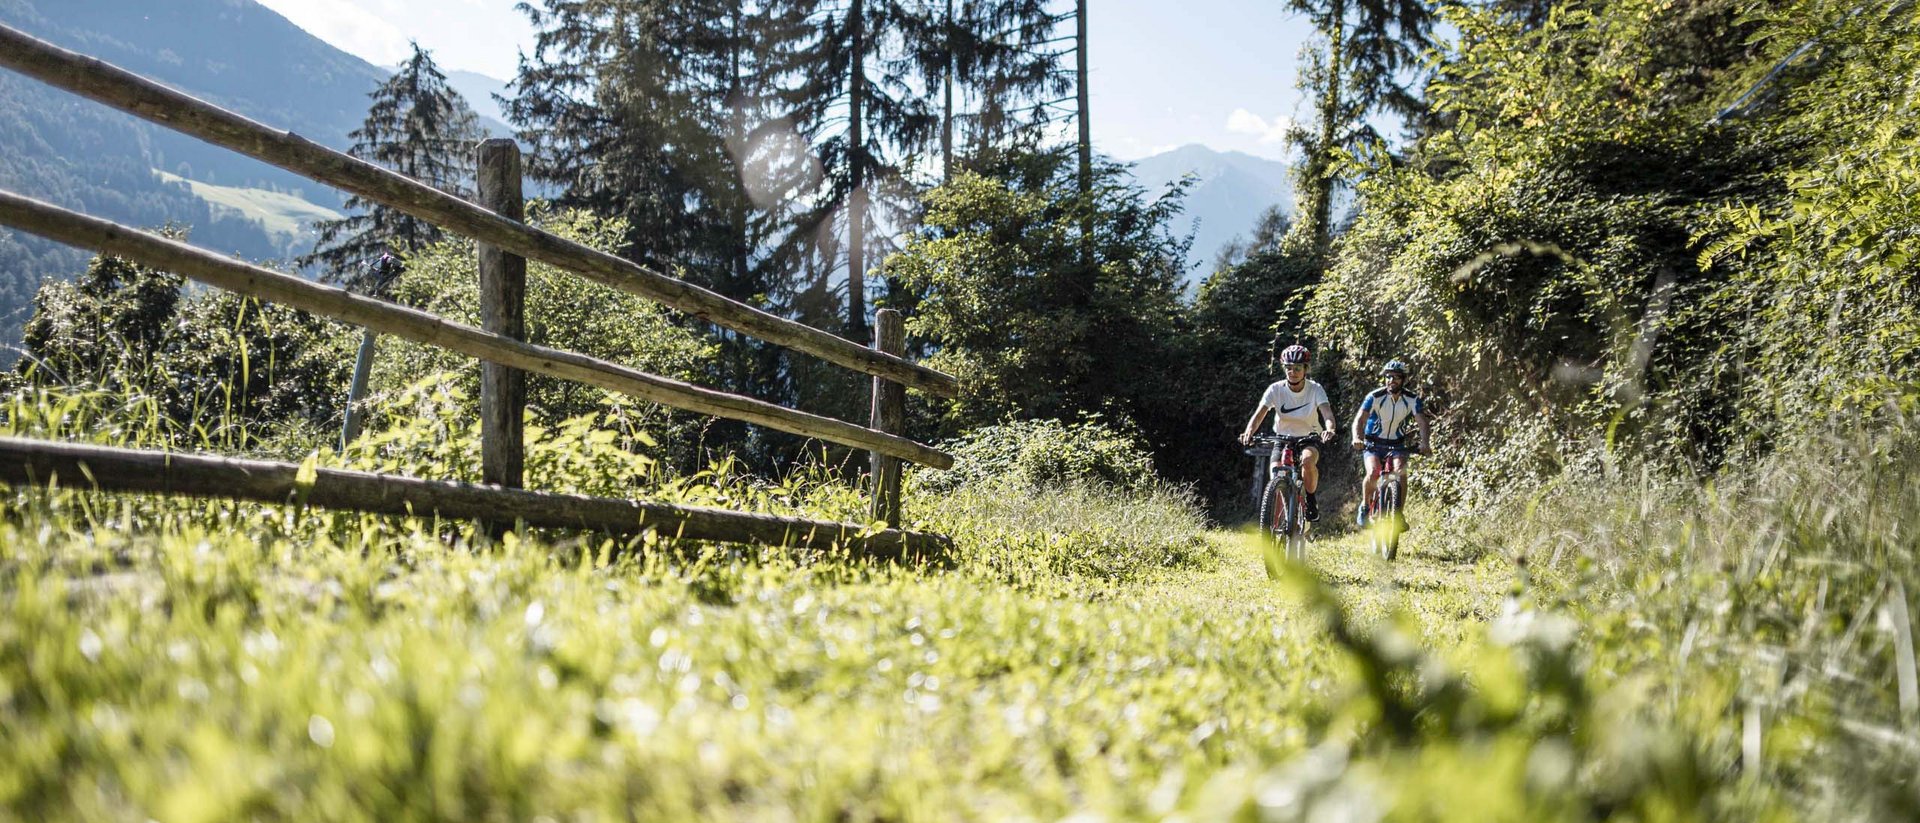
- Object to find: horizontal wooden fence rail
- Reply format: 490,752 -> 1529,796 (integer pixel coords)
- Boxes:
0,23 -> 960,399
0,438 -> 952,558
0,190 -> 953,470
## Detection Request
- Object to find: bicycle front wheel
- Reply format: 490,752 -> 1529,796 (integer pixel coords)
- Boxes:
1376,479 -> 1401,560
1258,473 -> 1288,577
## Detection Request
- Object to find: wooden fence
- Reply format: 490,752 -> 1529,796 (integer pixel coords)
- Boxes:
0,24 -> 954,558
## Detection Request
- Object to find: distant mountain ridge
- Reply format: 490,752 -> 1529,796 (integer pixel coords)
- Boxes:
1126,144 -> 1295,290
0,0 -> 499,353
2,0 -> 391,204
444,69 -> 514,133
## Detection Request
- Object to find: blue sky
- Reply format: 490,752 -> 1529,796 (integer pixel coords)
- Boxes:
253,0 -> 1318,163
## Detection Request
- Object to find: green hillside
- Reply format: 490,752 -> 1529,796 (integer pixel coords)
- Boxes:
154,170 -> 344,242
0,0 -> 393,351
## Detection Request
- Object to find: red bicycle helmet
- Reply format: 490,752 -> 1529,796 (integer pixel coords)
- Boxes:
1279,344 -> 1311,366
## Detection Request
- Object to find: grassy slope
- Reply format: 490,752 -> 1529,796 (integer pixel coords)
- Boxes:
0,491 -> 1513,821
154,170 -> 343,240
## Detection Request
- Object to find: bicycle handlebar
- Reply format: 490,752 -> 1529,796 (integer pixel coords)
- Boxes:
1357,436 -> 1425,455
1248,433 -> 1327,447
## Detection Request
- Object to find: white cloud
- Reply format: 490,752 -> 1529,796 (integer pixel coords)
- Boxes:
1226,108 -> 1291,145
254,0 -> 411,67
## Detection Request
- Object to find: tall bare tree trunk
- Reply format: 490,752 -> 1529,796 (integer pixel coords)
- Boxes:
1074,0 -> 1093,270
1283,0 -> 1345,258
1074,0 -> 1091,199
729,5 -> 750,295
942,0 -> 955,182
848,0 -> 868,340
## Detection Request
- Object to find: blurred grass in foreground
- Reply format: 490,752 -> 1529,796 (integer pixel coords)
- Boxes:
5,383 -> 1910,820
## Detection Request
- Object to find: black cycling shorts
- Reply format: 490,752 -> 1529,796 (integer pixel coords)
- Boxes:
1364,440 -> 1414,459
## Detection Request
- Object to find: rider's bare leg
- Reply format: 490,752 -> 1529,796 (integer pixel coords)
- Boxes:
1301,447 -> 1321,493
1361,452 -> 1382,506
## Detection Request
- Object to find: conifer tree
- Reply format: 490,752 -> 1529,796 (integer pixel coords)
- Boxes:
509,0 -> 825,415
301,43 -> 482,290
909,0 -> 1074,180
785,0 -> 939,339
508,2 -> 724,271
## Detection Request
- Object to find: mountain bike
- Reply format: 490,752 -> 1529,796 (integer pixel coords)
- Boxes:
1362,437 -> 1421,560
1253,434 -> 1321,565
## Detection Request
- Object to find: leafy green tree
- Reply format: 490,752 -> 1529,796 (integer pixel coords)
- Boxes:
16,239 -> 186,386
1696,0 -> 1920,422
888,148 -> 1189,443
302,43 -> 483,286
376,207 -> 719,470
1303,0 -> 1777,503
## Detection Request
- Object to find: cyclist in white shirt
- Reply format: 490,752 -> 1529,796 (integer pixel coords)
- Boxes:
1238,344 -> 1339,521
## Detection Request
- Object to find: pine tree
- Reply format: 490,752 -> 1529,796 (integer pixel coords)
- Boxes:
509,0 -> 825,416
508,2 -> 727,272
908,0 -> 1074,180
301,43 -> 482,291
784,0 -> 939,340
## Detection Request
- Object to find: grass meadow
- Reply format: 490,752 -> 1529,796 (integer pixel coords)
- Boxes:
3,383 -> 1914,820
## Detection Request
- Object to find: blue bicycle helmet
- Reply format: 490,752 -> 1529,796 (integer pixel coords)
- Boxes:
1381,359 -> 1410,376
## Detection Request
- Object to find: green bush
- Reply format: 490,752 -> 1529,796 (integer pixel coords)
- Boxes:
10,246 -> 355,453
374,207 -> 717,470
886,149 -> 1191,459
911,416 -> 1160,495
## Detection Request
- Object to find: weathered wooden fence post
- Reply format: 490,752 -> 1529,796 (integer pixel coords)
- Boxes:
869,308 -> 905,525
477,139 -> 526,489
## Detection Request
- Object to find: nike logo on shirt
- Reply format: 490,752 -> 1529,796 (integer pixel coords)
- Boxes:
1278,403 -> 1309,414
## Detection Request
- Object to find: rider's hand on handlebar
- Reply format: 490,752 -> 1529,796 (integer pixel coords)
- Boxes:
1350,437 -> 1365,451
1319,430 -> 1335,444
1238,431 -> 1253,446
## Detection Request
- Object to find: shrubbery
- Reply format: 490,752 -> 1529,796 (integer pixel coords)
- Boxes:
374,207 -> 717,471
902,416 -> 1214,587
911,416 -> 1159,495
9,240 -> 355,452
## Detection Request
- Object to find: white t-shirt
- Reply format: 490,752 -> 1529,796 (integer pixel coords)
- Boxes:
1259,379 -> 1329,437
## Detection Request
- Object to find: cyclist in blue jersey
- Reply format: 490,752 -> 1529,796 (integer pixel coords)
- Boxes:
1350,360 -> 1431,526
1239,344 -> 1339,521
